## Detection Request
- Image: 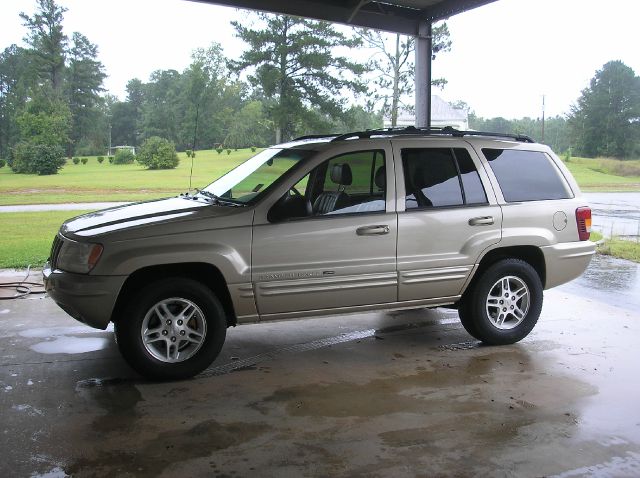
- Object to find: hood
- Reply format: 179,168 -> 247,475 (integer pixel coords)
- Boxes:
61,196 -> 236,238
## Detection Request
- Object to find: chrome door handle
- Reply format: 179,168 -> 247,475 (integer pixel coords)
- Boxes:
356,225 -> 390,236
468,216 -> 494,226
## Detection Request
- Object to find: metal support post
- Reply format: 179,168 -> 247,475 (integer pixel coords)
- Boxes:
415,21 -> 432,128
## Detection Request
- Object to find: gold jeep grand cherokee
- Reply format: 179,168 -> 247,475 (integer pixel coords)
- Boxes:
44,127 -> 595,380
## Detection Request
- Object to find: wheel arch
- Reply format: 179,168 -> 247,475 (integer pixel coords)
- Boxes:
465,245 -> 546,296
111,262 -> 237,327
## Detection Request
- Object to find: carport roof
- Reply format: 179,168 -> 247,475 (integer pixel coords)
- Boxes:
190,0 -> 497,35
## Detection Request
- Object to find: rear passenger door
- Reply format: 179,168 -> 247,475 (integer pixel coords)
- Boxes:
393,139 -> 502,302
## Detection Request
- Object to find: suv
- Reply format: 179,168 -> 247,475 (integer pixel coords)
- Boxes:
44,127 -> 595,380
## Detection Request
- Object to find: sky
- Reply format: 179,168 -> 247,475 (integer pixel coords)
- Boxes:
1,0 -> 638,120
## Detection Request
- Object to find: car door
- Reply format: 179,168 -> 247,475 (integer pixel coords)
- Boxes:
393,139 -> 502,302
252,142 -> 398,319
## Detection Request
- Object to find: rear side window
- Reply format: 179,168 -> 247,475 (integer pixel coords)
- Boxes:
402,148 -> 487,209
483,149 -> 572,202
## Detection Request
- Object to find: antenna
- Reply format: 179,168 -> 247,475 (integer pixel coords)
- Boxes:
188,102 -> 200,192
541,94 -> 545,142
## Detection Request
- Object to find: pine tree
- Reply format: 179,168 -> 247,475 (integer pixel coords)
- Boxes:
231,13 -> 366,142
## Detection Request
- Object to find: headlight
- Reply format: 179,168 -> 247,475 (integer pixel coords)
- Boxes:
57,239 -> 103,274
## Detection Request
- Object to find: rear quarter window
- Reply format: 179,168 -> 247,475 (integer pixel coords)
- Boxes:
482,149 -> 573,202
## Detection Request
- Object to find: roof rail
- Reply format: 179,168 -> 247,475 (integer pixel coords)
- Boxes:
292,133 -> 339,141
330,126 -> 535,143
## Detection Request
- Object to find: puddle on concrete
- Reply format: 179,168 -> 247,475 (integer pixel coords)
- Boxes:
255,348 -> 595,419
64,419 -> 270,476
30,337 -> 110,355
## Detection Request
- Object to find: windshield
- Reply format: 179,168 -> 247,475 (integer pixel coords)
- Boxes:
203,148 -> 313,204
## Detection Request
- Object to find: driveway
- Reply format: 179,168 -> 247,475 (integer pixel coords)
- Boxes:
1,261 -> 639,477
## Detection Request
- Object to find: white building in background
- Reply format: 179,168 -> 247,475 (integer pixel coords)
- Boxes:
383,95 -> 469,130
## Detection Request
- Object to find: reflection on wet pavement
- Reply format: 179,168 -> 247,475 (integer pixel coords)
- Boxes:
559,253 -> 640,311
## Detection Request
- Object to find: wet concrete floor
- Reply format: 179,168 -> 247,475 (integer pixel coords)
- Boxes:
1,261 -> 639,477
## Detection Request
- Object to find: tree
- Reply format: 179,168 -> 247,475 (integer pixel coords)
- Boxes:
67,32 -> 106,155
136,136 -> 179,170
231,13 -> 366,142
356,23 -> 451,127
20,0 -> 67,91
568,60 -> 640,158
0,45 -> 36,158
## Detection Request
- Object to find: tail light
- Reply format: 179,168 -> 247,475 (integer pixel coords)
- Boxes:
576,207 -> 592,241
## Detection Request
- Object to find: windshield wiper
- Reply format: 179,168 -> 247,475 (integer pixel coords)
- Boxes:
194,189 -> 243,206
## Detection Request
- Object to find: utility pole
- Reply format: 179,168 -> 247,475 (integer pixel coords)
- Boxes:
541,94 -> 545,142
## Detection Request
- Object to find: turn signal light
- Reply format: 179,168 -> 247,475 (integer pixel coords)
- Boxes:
575,207 -> 592,241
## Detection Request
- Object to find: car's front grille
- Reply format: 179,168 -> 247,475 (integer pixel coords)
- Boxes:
50,234 -> 63,269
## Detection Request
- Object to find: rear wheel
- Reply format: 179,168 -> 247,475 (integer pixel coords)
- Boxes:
115,278 -> 227,380
459,259 -> 543,345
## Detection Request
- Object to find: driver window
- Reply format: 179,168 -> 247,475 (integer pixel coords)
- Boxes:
269,150 -> 386,222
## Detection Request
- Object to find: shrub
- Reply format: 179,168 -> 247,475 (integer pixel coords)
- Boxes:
97,156 -> 104,164
108,156 -> 114,164
136,136 -> 179,170
0,159 -> 6,168
11,142 -> 65,175
81,157 -> 88,165
216,147 -> 223,155
72,157 -> 80,165
185,149 -> 193,158
113,148 -> 135,165
563,149 -> 571,162
251,146 -> 257,152
226,149 -> 232,155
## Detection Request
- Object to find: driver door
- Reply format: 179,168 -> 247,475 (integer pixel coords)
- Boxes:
251,144 -> 398,318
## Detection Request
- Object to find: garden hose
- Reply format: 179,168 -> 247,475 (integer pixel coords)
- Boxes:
0,266 -> 46,300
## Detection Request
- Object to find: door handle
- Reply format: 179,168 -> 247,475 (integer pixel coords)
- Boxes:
356,225 -> 390,236
468,216 -> 494,226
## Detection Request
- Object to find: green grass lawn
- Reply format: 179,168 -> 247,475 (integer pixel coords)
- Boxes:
0,148 -> 255,205
0,210 -> 93,268
563,156 -> 640,191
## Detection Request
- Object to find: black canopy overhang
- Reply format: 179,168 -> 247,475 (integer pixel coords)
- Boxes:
189,0 -> 496,36
187,0 -> 498,126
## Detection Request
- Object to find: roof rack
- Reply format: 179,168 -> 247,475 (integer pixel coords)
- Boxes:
330,126 -> 535,143
292,133 -> 340,141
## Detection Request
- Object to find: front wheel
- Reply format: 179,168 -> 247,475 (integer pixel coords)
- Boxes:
459,259 -> 543,345
115,278 -> 227,380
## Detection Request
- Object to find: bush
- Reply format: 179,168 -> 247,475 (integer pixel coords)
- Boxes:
251,146 -> 256,152
563,149 -> 571,162
226,149 -> 232,155
136,137 -> 179,170
113,148 -> 135,165
81,157 -> 88,165
97,156 -> 104,164
216,148 -> 223,155
72,157 -> 80,165
185,149 -> 193,158
0,159 -> 6,168
11,142 -> 65,175
108,156 -> 114,164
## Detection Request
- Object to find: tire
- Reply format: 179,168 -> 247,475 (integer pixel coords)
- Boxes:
459,259 -> 543,345
115,278 -> 227,380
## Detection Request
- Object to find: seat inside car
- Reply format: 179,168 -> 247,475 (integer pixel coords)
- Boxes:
313,163 -> 352,214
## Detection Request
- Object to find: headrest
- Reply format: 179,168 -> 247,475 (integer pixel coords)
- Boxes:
330,163 -> 353,186
374,166 -> 386,190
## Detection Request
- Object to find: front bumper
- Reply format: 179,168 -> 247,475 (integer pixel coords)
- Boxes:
43,263 -> 127,330
541,240 -> 596,289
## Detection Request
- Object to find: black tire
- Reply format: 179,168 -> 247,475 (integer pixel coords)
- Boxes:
115,278 -> 227,380
459,259 -> 543,345
457,296 -> 481,340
